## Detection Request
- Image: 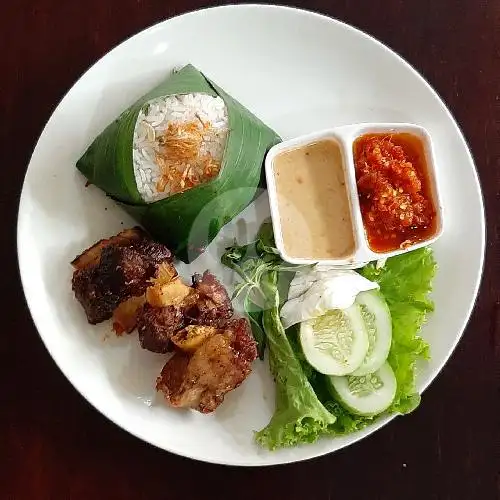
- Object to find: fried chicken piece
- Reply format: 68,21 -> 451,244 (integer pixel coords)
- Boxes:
137,303 -> 185,353
156,318 -> 257,413
71,229 -> 172,324
184,271 -> 233,327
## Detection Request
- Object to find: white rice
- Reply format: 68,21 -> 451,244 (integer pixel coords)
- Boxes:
133,93 -> 229,203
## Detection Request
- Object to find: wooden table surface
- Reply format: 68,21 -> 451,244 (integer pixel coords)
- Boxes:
2,1 -> 499,499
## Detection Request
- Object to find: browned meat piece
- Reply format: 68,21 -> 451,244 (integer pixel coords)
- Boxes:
156,318 -> 257,413
184,271 -> 233,327
71,230 -> 172,324
132,238 -> 174,268
156,352 -> 191,401
136,271 -> 232,354
137,303 -> 185,353
225,318 -> 260,363
192,271 -> 231,304
71,227 -> 145,270
136,268 -> 197,352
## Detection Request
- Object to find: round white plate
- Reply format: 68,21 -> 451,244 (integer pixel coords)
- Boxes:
17,5 -> 485,466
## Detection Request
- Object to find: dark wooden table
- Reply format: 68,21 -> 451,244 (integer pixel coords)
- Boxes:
2,1 -> 499,499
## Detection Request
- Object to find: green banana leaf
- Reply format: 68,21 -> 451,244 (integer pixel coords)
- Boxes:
77,64 -> 281,262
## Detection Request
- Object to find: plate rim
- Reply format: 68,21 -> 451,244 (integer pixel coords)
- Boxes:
16,4 -> 486,466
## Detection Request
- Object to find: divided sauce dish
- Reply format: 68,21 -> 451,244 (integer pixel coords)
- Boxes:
265,122 -> 444,268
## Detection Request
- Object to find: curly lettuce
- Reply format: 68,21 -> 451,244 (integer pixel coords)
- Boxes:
223,227 -> 337,450
256,275 -> 337,449
360,248 -> 437,413
222,223 -> 437,450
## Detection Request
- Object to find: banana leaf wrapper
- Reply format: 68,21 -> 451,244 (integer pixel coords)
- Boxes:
77,64 -> 281,262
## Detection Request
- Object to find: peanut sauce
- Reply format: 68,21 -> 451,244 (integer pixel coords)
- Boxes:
273,139 -> 355,260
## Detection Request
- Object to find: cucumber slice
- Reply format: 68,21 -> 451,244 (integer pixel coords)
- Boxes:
351,291 -> 392,376
300,304 -> 369,376
327,362 -> 397,416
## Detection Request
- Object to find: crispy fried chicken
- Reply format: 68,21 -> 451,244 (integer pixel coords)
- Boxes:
156,318 -> 257,413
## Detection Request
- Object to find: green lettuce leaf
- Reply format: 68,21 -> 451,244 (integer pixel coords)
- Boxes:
223,224 -> 437,450
255,272 -> 337,450
282,247 -> 437,436
286,326 -> 374,434
360,248 -> 437,413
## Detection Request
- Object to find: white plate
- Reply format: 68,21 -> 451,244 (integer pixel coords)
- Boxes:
17,5 -> 485,466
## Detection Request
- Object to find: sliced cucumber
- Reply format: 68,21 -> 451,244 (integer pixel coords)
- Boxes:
327,362 -> 397,416
300,304 -> 369,376
351,290 -> 392,376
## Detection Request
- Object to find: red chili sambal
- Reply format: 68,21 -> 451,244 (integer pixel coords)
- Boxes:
353,133 -> 437,253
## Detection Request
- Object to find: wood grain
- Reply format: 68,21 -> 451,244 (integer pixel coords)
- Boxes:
1,1 -> 499,499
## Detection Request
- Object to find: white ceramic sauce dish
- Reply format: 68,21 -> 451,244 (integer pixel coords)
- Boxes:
265,122 -> 444,268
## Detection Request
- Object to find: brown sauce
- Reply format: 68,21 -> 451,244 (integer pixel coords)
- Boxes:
273,139 -> 355,260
